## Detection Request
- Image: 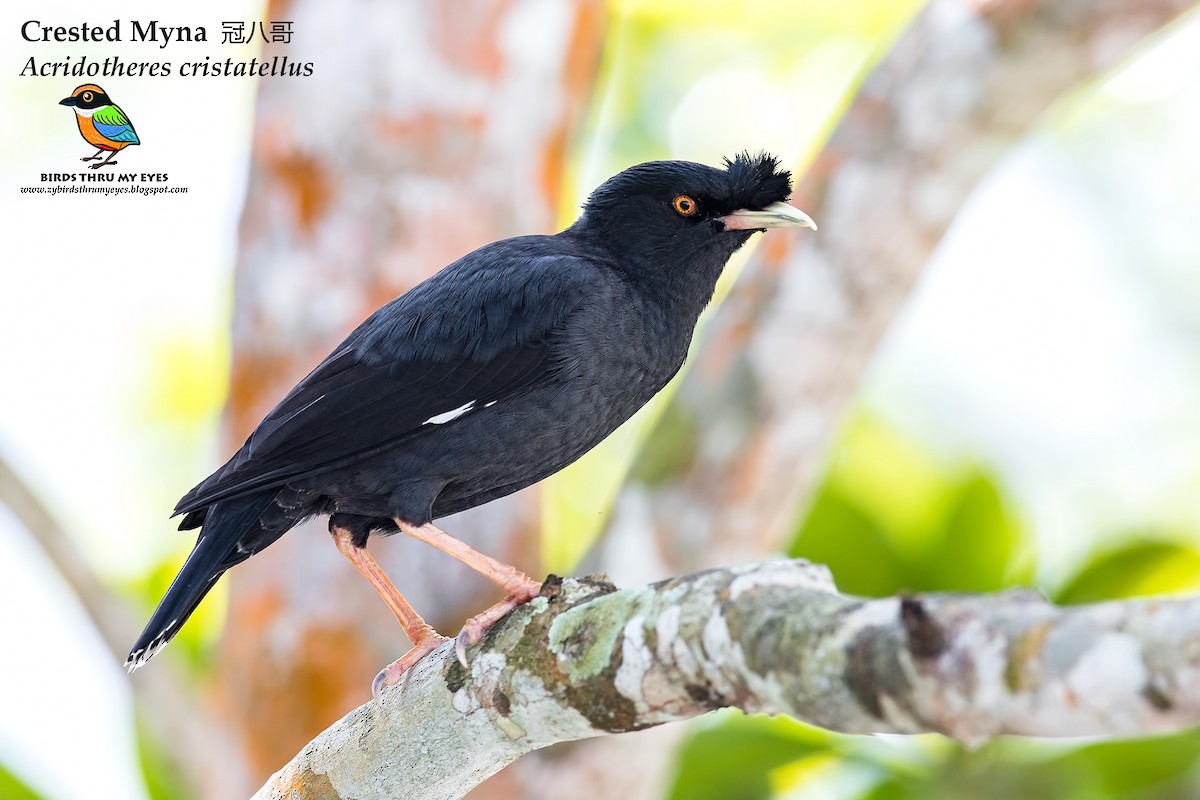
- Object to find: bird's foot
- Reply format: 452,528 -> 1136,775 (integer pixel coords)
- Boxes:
80,156 -> 101,162
454,580 -> 542,668
89,161 -> 117,170
371,631 -> 451,703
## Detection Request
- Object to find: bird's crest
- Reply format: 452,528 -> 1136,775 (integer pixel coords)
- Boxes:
722,151 -> 793,211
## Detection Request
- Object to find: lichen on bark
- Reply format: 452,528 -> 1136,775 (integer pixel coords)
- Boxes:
256,560 -> 1200,800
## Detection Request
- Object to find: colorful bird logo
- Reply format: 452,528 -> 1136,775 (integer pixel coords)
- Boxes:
59,84 -> 140,170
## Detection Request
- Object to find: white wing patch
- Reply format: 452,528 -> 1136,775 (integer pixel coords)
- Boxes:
423,401 -> 476,426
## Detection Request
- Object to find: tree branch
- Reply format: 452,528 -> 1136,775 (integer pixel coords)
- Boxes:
254,560 -> 1200,800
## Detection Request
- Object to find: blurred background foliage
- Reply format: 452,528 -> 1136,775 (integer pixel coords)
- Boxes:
670,711 -> 1200,800
2,0 -> 1200,798
663,401 -> 1200,799
788,412 -> 1035,598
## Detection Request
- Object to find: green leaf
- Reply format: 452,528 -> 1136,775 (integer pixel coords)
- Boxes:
789,487 -> 910,597
830,414 -> 958,549
1054,730 -> 1200,796
666,710 -> 832,800
0,762 -> 46,800
921,475 -> 1033,592
788,413 -> 1032,596
916,733 -> 1200,799
1055,539 -> 1200,604
859,778 -> 922,800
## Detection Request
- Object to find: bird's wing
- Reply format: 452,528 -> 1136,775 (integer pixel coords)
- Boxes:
175,245 -> 599,515
92,105 -> 139,144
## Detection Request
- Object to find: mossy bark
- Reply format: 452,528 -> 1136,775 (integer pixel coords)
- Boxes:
255,560 -> 1200,800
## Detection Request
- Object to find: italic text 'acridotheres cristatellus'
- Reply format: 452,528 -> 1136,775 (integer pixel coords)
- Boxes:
127,153 -> 816,696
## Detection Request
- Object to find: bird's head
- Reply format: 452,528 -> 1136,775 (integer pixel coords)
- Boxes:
59,84 -> 111,111
570,153 -> 815,269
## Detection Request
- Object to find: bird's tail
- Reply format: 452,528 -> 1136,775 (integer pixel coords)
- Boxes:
126,491 -> 280,671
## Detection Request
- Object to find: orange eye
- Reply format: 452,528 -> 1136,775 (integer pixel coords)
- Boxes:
81,92 -> 93,102
672,195 -> 698,217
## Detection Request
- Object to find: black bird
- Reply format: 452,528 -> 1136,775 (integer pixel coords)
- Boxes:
127,153 -> 815,695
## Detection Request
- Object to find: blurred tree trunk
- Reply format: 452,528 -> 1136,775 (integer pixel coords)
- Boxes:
218,0 -> 604,792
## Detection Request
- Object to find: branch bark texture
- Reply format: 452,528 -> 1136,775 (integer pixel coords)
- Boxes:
255,561 -> 1200,800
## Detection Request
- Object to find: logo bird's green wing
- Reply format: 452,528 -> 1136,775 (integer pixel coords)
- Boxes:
93,104 -> 139,145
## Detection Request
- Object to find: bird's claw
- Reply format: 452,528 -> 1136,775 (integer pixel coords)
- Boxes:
370,633 -> 450,704
454,619 -> 487,669
371,668 -> 391,704
455,629 -> 471,668
452,583 -> 542,669
89,162 -> 116,170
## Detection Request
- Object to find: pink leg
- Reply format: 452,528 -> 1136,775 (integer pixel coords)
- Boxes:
395,520 -> 542,665
330,526 -> 449,700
